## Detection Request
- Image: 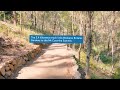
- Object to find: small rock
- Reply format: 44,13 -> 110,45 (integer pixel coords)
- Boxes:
0,75 -> 5,79
4,75 -> 8,79
0,66 -> 5,76
31,53 -> 35,59
24,57 -> 28,61
8,60 -> 12,64
7,76 -> 12,79
12,60 -> 17,65
17,59 -> 22,67
5,66 -> 10,71
14,65 -> 18,70
85,74 -> 91,79
5,71 -> 12,76
8,64 -> 14,71
28,54 -> 32,61
22,59 -> 26,65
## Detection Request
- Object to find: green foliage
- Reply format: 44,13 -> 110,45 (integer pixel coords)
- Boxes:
0,12 -> 4,20
0,11 -> 13,21
80,50 -> 112,78
112,68 -> 120,79
117,32 -> 120,42
99,52 -> 112,64
20,43 -> 25,47
91,73 -> 102,79
0,24 -> 9,33
93,46 -> 98,52
92,46 -> 99,55
117,32 -> 120,37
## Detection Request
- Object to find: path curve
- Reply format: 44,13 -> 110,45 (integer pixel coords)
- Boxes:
14,44 -> 81,79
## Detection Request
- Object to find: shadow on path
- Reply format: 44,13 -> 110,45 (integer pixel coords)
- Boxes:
12,44 -> 79,79
12,45 -> 50,79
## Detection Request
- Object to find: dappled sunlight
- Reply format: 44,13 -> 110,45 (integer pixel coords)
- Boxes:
1,11 -> 120,79
15,44 -> 79,79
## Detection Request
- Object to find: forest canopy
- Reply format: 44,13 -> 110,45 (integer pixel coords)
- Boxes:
0,11 -> 120,79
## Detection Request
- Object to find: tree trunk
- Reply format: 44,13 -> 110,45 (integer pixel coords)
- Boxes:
86,31 -> 92,78
78,44 -> 82,62
58,22 -> 61,35
42,12 -> 45,31
86,11 -> 93,79
53,12 -> 57,34
78,16 -> 83,62
20,12 -> 22,32
83,23 -> 87,49
31,11 -> 34,29
108,38 -> 110,51
66,28 -> 69,49
111,36 -> 114,72
111,11 -> 116,73
72,11 -> 75,50
34,11 -> 37,30
4,12 -> 5,22
13,11 -> 17,25
63,29 -> 64,35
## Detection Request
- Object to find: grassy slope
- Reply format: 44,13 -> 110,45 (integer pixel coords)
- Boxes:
0,21 -> 42,42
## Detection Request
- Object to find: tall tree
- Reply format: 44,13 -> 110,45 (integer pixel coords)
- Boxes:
53,12 -> 57,34
78,12 -> 83,62
20,11 -> 22,31
34,11 -> 37,30
13,11 -> 17,25
3,11 -> 6,22
42,12 -> 45,31
111,11 -> 116,73
86,11 -> 94,79
71,11 -> 75,50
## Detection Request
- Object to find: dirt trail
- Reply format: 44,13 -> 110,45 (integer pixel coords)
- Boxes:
13,44 -> 80,79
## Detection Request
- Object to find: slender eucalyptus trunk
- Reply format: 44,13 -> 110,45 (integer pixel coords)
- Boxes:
42,12 -> 45,31
34,11 -> 37,30
72,11 -> 75,50
111,11 -> 116,73
4,12 -> 5,22
53,12 -> 57,34
86,11 -> 93,78
20,12 -> 22,32
13,11 -> 17,25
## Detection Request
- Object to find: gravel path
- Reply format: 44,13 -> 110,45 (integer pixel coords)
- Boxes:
14,44 -> 81,79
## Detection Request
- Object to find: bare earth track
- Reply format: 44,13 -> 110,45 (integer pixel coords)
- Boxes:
13,44 -> 80,79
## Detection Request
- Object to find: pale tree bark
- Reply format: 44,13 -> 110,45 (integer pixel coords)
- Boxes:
30,11 -> 34,29
66,28 -> 69,49
53,12 -> 57,34
63,28 -> 64,35
4,12 -> 5,22
83,22 -> 87,49
111,11 -> 116,73
58,20 -> 61,35
13,11 -> 17,25
42,12 -> 45,31
34,11 -> 37,30
108,38 -> 110,51
20,11 -> 22,32
58,22 -> 61,35
72,11 -> 75,50
78,13 -> 83,63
